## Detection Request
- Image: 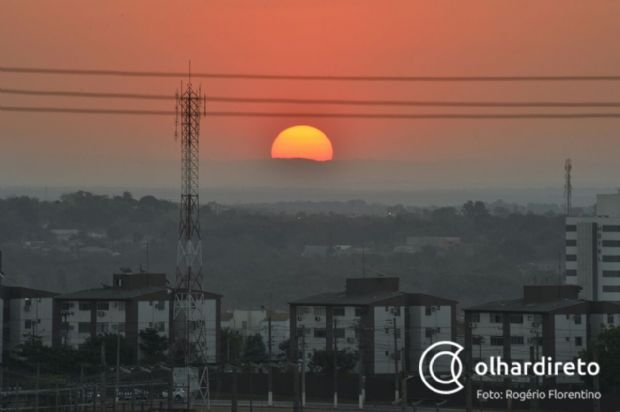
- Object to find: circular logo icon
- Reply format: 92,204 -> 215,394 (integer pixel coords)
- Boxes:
418,340 -> 464,395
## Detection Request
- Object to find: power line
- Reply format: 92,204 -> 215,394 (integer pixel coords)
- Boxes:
0,87 -> 172,100
4,66 -> 620,82
4,105 -> 620,119
6,87 -> 620,108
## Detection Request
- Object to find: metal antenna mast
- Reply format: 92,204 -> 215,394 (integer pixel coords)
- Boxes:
564,158 -> 573,216
174,68 -> 208,404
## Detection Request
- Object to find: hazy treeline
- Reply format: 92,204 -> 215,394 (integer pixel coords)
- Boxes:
0,191 -> 565,309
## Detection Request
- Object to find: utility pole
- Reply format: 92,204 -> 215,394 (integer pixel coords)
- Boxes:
593,342 -> 601,412
35,363 -> 40,412
357,322 -> 365,409
301,325 -> 306,409
393,317 -> 400,403
333,318 -> 338,408
267,306 -> 273,406
115,332 -> 120,411
101,339 -> 107,412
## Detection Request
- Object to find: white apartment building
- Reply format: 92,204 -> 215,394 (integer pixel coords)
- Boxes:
4,287 -> 56,350
54,271 -> 221,363
566,193 -> 620,301
465,285 -> 620,385
290,277 -> 456,375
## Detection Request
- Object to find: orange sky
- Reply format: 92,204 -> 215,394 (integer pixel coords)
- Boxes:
2,1 -> 620,190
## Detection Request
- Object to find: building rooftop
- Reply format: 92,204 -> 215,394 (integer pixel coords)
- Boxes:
290,290 -> 456,307
2,286 -> 58,299
465,298 -> 589,314
290,290 -> 405,306
55,286 -> 168,301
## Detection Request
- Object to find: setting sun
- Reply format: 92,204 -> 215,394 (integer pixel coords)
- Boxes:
271,125 -> 333,162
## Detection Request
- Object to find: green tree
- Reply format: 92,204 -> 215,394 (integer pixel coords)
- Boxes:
308,349 -> 358,374
221,328 -> 244,364
242,333 -> 267,364
81,334 -> 133,366
139,328 -> 168,365
581,326 -> 620,391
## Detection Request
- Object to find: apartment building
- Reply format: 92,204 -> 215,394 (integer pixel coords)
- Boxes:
464,284 -> 620,384
289,277 -> 456,375
566,193 -> 620,301
53,271 -> 221,363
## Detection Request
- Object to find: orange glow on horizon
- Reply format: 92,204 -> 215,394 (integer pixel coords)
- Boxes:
271,125 -> 334,162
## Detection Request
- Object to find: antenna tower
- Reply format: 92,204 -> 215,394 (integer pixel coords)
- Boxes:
173,68 -> 208,403
564,159 -> 572,216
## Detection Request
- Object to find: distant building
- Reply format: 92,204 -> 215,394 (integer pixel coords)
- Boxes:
289,277 -> 457,375
394,236 -> 461,254
301,245 -> 331,257
53,271 -> 221,363
566,193 -> 620,301
464,284 -> 620,384
221,309 -> 290,355
50,229 -> 80,242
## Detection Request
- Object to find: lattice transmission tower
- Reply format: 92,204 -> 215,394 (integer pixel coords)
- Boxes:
564,158 -> 572,217
173,75 -> 208,403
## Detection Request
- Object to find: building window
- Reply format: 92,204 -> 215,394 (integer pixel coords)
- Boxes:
566,269 -> 577,277
425,306 -> 433,316
79,302 -> 91,311
510,336 -> 524,345
469,312 -> 480,323
425,328 -> 435,339
114,301 -> 126,311
566,239 -> 577,246
490,336 -> 504,346
603,286 -> 620,293
96,323 -> 109,334
334,328 -> 345,339
332,307 -> 345,317
603,271 -> 620,278
608,314 -> 615,324
61,302 -> 75,311
566,255 -> 577,262
355,307 -> 364,317
490,314 -> 503,323
566,225 -> 577,232
112,323 -> 126,333
603,256 -> 620,262
78,322 -> 91,334
574,314 -> 582,325
575,336 -> 583,346
314,328 -> 327,338
603,225 -> 620,232
472,335 -> 483,345
24,319 -> 33,329
314,307 -> 325,317
96,302 -> 109,311
603,240 -> 620,247
509,314 -> 523,324
155,300 -> 165,310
